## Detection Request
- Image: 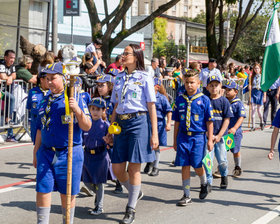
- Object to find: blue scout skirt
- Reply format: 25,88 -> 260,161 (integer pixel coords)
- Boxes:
36,145 -> 83,195
112,114 -> 155,163
251,88 -> 263,105
158,119 -> 167,146
230,132 -> 243,154
83,149 -> 115,184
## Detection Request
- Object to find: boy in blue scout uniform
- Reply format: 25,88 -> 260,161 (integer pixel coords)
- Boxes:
173,69 -> 214,206
33,62 -> 92,224
224,80 -> 246,177
26,72 -> 50,144
205,75 -> 233,189
82,97 -> 115,216
144,78 -> 172,176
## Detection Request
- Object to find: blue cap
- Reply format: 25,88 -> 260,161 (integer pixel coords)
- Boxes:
41,62 -> 65,75
96,74 -> 115,83
207,75 -> 221,85
154,78 -> 162,86
223,80 -> 239,90
88,97 -> 106,108
107,68 -> 119,76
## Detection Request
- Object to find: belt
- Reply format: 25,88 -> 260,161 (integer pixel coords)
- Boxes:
117,112 -> 147,120
46,144 -> 79,151
85,146 -> 106,155
181,130 -> 205,136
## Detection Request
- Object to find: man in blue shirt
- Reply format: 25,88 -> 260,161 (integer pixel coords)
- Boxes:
199,58 -> 222,96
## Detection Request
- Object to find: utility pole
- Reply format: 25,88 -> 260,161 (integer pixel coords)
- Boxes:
52,0 -> 58,54
150,0 -> 154,60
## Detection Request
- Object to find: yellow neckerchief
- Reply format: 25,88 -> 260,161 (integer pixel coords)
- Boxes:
182,92 -> 203,130
39,87 -> 48,96
230,98 -> 240,104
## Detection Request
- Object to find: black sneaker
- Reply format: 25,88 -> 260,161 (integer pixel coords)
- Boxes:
176,195 -> 192,206
207,183 -> 212,193
119,206 -> 135,224
232,166 -> 242,178
149,167 -> 159,176
199,184 -> 208,199
137,190 -> 144,201
220,176 -> 228,189
143,162 -> 153,174
260,123 -> 264,130
114,180 -> 123,194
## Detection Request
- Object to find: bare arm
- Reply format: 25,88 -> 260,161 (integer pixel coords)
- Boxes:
69,97 -> 92,131
110,103 -> 118,124
206,121 -> 214,151
173,121 -> 180,151
28,75 -> 38,84
268,127 -> 279,160
215,118 -> 230,143
228,117 -> 244,135
147,102 -> 159,150
165,111 -> 172,131
33,130 -> 42,168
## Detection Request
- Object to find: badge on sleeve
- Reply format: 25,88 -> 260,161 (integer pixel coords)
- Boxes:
132,92 -> 137,98
181,114 -> 185,120
32,102 -> 37,108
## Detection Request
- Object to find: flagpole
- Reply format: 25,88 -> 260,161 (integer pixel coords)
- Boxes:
248,74 -> 252,128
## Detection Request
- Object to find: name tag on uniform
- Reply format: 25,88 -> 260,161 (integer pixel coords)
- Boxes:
194,114 -> 199,121
61,115 -> 71,124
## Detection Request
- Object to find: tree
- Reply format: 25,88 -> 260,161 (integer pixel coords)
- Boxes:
153,17 -> 168,57
84,0 -> 180,63
231,14 -> 268,63
205,0 -> 265,65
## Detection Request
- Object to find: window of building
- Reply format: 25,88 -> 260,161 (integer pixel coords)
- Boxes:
184,5 -> 188,12
144,2 -> 149,15
172,5 -> 176,11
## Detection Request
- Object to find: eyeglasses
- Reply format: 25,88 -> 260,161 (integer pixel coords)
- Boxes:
122,52 -> 134,57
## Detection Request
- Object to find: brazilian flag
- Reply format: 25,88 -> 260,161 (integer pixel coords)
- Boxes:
203,153 -> 212,173
223,133 -> 235,151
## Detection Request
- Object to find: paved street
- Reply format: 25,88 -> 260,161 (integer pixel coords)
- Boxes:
1,114 -> 280,224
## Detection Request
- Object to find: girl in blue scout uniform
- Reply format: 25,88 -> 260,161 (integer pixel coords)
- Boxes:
33,62 -> 92,224
172,70 -> 214,206
94,74 -> 115,121
249,63 -> 264,131
144,78 -> 172,176
268,108 -> 280,160
82,97 -> 115,215
224,80 -> 246,178
26,72 -> 50,144
94,74 -> 124,194
205,75 -> 233,190
107,44 -> 159,224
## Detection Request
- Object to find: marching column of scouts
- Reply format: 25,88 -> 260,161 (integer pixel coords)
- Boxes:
30,45 -> 280,224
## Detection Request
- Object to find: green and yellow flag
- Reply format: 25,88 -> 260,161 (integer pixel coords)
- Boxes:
203,153 -> 212,173
223,133 -> 235,151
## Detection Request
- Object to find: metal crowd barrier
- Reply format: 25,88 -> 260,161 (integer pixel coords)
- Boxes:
0,80 -> 33,140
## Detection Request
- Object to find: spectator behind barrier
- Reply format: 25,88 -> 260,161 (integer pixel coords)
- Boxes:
105,54 -> 123,73
0,49 -> 17,142
16,55 -> 37,84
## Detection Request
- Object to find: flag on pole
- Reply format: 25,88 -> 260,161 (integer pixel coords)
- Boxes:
203,152 -> 212,173
261,4 -> 280,92
243,76 -> 249,94
222,133 -> 235,151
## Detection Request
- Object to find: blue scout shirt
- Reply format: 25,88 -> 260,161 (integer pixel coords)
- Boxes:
26,87 -> 50,143
37,93 -> 90,148
228,97 -> 246,134
103,95 -> 114,122
210,96 -> 233,136
80,91 -> 91,105
111,70 -> 156,114
155,92 -> 172,120
83,118 -> 109,149
172,90 -> 214,133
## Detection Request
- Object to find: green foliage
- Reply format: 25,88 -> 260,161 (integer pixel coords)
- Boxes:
231,14 -> 268,63
153,18 -> 168,57
184,11 -> 206,24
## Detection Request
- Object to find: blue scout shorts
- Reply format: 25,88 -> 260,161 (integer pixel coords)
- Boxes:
36,144 -> 84,195
175,132 -> 206,168
230,132 -> 242,154
112,114 -> 155,164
